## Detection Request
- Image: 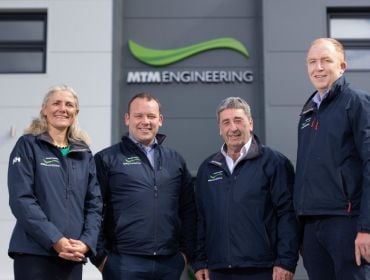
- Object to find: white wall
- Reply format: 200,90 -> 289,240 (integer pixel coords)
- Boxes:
0,0 -> 113,279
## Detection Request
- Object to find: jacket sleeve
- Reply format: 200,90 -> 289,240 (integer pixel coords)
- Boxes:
348,92 -> 370,232
79,155 -> 102,256
270,154 -> 300,273
178,158 -> 197,263
8,137 -> 64,250
89,152 -> 111,267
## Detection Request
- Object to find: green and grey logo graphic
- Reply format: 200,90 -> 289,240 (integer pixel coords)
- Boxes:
40,157 -> 60,167
208,171 -> 224,182
122,156 -> 142,166
129,37 -> 249,67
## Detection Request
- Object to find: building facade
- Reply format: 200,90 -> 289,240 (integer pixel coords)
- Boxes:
1,0 -> 370,279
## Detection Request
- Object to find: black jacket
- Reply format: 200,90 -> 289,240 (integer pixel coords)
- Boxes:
193,136 -> 299,273
8,133 -> 102,257
90,134 -> 196,267
294,76 -> 370,232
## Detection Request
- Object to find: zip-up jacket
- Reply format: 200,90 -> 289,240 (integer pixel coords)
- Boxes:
90,134 -> 196,267
193,136 -> 299,273
294,76 -> 370,232
8,133 -> 102,257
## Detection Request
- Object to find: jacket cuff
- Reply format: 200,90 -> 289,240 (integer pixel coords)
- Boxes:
274,260 -> 296,274
357,224 -> 370,234
190,260 -> 207,273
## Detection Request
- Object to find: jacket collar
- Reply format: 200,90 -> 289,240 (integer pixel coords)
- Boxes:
37,132 -> 90,152
209,134 -> 262,167
121,133 -> 167,146
300,76 -> 346,116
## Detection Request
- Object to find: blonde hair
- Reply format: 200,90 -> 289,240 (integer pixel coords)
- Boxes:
25,85 -> 91,145
310,38 -> 346,62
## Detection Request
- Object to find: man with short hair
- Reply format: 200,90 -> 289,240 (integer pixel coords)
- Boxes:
91,92 -> 196,280
294,37 -> 370,279
193,97 -> 299,280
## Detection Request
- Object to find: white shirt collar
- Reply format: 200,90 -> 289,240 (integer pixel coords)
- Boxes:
221,137 -> 252,174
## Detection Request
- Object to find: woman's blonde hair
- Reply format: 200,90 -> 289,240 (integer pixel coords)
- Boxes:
25,85 -> 91,145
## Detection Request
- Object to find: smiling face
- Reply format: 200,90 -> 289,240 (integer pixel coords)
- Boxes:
42,90 -> 79,134
125,97 -> 163,146
219,108 -> 253,152
306,39 -> 347,95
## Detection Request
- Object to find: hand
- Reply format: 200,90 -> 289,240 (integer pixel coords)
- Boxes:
53,237 -> 88,262
58,250 -> 85,262
53,237 -> 71,254
273,266 -> 293,280
355,232 -> 370,266
195,268 -> 210,280
68,239 -> 89,254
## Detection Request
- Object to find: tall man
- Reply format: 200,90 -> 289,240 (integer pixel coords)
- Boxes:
294,38 -> 370,279
90,92 -> 196,279
193,97 -> 299,280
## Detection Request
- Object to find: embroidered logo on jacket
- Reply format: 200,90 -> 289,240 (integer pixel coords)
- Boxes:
122,156 -> 141,165
40,157 -> 61,167
300,117 -> 311,130
12,156 -> 21,165
208,171 -> 224,182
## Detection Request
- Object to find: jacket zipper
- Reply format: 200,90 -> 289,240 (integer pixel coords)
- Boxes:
153,150 -> 160,256
226,173 -> 235,268
299,110 -> 319,214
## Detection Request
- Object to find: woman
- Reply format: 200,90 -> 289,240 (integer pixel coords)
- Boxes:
7,85 -> 102,280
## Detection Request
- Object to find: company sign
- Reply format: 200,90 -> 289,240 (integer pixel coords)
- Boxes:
126,37 -> 253,84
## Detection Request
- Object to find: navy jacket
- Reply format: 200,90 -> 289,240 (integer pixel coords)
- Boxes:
193,136 -> 299,273
8,133 -> 102,257
294,76 -> 370,232
90,134 -> 196,267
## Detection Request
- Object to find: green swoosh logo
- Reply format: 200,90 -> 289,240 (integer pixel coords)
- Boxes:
125,157 -> 140,163
209,171 -> 223,179
129,37 -> 249,67
43,159 -> 59,164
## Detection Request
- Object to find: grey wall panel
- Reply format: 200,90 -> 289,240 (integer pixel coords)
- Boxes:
122,0 -> 257,18
264,106 -> 301,161
264,52 -> 312,106
345,72 -> 370,93
263,0 -> 325,51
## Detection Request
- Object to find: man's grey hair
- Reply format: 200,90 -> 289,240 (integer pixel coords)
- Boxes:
216,97 -> 252,123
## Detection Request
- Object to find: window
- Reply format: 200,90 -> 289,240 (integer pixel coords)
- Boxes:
0,11 -> 47,73
328,8 -> 370,71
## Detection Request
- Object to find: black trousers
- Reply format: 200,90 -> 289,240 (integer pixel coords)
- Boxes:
302,216 -> 370,280
102,251 -> 186,280
13,254 -> 83,280
210,267 -> 273,280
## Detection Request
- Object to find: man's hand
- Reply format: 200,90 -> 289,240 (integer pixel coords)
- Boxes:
273,266 -> 293,280
355,232 -> 370,266
195,268 -> 210,280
